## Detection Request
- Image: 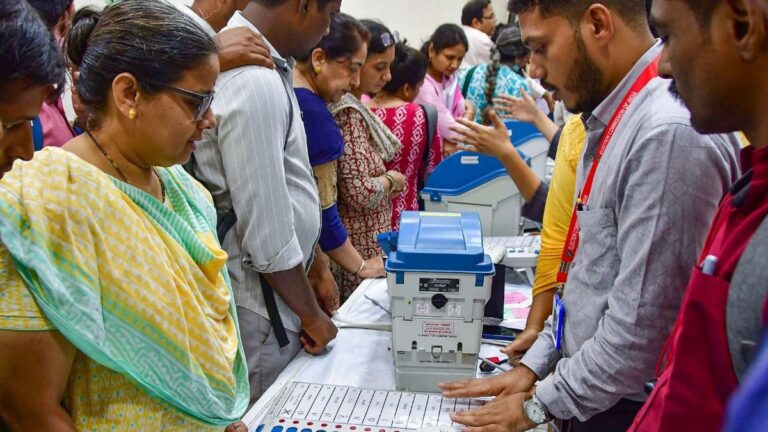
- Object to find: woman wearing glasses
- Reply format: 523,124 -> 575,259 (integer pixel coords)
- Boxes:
329,20 -> 405,301
0,1 -> 248,430
293,14 -> 386,306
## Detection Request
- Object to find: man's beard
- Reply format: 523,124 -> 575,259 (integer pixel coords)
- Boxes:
564,35 -> 608,114
668,79 -> 684,103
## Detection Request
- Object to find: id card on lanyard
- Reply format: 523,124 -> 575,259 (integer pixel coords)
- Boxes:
551,56 -> 661,350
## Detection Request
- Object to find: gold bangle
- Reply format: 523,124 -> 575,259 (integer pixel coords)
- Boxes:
382,173 -> 396,192
354,259 -> 366,277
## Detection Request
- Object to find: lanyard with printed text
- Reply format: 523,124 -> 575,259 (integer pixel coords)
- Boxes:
556,56 -> 660,284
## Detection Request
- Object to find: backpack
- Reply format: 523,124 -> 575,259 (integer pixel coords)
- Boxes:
727,215 -> 768,381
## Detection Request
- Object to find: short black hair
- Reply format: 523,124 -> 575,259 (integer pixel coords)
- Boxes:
677,0 -> 720,26
461,0 -> 491,26
296,13 -> 369,62
507,0 -> 647,27
0,0 -> 66,102
66,0 -> 217,127
421,24 -> 469,56
26,0 -> 73,30
383,42 -> 428,93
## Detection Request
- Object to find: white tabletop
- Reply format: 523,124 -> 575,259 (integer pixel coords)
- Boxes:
241,278 -> 537,431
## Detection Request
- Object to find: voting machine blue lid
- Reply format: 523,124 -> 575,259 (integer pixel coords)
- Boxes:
422,120 -> 542,201
378,211 -> 494,275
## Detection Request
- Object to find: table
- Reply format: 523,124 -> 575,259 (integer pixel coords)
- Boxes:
241,278 -> 545,432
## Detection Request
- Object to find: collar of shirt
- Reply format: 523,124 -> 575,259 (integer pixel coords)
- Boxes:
584,40 -> 663,131
732,144 -> 768,208
461,25 -> 493,43
424,72 -> 458,92
227,12 -> 295,75
168,0 -> 216,37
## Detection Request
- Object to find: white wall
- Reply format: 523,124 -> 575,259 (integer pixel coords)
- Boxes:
343,0 -> 510,47
74,0 -> 511,48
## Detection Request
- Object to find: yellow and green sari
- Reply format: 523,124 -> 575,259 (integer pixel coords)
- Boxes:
0,148 -> 249,427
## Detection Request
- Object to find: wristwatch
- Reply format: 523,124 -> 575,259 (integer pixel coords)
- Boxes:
523,391 -> 553,425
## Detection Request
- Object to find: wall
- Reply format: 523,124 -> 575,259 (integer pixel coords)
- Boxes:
73,0 -> 512,48
340,0 -> 510,48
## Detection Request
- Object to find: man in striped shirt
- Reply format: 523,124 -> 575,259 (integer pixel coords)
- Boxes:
193,0 -> 342,405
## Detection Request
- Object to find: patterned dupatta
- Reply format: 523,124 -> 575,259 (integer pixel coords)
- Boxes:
329,93 -> 402,162
0,148 -> 249,425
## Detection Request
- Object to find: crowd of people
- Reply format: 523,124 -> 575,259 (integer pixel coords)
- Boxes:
0,0 -> 766,431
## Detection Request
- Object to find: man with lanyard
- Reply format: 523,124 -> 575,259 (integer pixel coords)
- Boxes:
440,0 -> 741,431
629,0 -> 768,430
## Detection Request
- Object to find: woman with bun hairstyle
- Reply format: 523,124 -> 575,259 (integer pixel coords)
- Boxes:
0,1 -> 249,430
368,42 -> 443,229
293,13 -> 385,303
329,19 -> 405,300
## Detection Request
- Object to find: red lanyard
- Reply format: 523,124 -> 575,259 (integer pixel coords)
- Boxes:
556,56 -> 660,284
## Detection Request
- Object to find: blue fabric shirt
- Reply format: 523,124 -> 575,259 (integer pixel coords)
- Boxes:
295,88 -> 348,251
296,88 -> 345,165
724,330 -> 768,432
458,64 -> 529,124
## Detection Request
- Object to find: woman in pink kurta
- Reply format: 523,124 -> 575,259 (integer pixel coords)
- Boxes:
369,43 -> 443,230
415,24 -> 472,155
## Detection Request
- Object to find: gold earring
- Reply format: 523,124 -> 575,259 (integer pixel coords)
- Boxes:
314,65 -> 322,74
128,108 -> 137,120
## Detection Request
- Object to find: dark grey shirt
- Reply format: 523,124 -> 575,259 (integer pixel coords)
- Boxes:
520,42 -> 742,421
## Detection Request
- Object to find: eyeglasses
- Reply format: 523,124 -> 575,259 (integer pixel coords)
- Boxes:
380,31 -> 400,48
1,119 -> 33,130
163,85 -> 215,122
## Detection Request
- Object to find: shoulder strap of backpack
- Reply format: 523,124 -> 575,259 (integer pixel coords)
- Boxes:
461,65 -> 480,98
422,103 -> 438,150
728,213 -> 768,381
418,104 -> 438,191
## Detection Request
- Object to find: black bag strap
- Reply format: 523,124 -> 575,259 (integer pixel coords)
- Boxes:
185,66 -> 298,348
254,70 -> 297,348
461,65 -> 480,98
259,274 -> 290,347
418,104 -> 438,189
728,213 -> 768,381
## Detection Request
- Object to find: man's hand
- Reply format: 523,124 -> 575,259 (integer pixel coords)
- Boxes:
308,250 -> 340,316
501,328 -> 540,364
216,27 -> 275,71
312,274 -> 340,317
450,391 -> 537,432
449,110 -> 513,159
439,363 -> 538,399
493,89 -> 542,124
299,312 -> 338,355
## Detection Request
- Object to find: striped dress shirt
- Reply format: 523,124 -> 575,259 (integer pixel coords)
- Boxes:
193,12 -> 321,333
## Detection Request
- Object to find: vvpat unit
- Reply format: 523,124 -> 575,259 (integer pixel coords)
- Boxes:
377,211 -> 495,392
420,120 -> 549,236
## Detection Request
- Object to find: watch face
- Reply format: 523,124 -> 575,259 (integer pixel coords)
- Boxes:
524,398 -> 547,424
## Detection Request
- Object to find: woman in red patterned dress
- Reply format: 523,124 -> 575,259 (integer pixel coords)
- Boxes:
368,42 -> 443,230
329,20 -> 405,301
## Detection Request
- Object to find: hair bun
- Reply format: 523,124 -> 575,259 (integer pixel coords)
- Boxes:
65,6 -> 101,68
